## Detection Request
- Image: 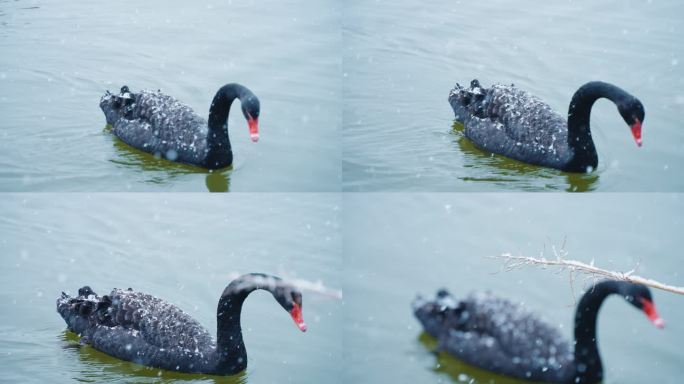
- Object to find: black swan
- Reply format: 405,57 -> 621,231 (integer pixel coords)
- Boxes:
56,273 -> 306,375
100,83 -> 260,169
413,280 -> 664,383
448,80 -> 645,173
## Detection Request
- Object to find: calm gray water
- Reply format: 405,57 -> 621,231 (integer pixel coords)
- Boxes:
344,194 -> 682,383
343,0 -> 684,191
0,194 -> 342,383
0,0 -> 340,192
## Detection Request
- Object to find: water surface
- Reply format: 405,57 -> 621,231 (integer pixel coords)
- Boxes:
343,0 -> 684,191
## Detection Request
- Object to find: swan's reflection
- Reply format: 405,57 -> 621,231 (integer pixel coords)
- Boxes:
205,171 -> 230,192
60,331 -> 248,384
451,123 -> 600,192
417,332 -> 529,384
109,136 -> 232,192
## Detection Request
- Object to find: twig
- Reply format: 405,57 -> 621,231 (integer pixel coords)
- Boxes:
491,252 -> 684,296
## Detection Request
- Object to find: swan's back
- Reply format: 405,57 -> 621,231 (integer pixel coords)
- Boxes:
413,290 -> 574,382
449,80 -> 574,169
100,88 -> 211,165
57,286 -> 217,371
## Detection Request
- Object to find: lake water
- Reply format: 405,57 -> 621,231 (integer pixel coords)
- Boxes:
344,194 -> 682,383
0,194 -> 342,383
343,0 -> 684,191
0,0 -> 341,192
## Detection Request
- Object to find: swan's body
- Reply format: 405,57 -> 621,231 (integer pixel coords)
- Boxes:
448,80 -> 644,173
415,291 -> 574,381
57,274 -> 306,375
413,281 -> 663,383
100,84 -> 260,169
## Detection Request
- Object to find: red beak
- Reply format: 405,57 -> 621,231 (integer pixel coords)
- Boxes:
289,303 -> 307,332
640,298 -> 665,329
248,116 -> 259,143
630,119 -> 642,147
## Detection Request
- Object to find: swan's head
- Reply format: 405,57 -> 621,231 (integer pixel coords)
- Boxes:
100,86 -> 135,126
622,283 -> 664,329
241,95 -> 260,143
274,283 -> 307,332
617,98 -> 645,147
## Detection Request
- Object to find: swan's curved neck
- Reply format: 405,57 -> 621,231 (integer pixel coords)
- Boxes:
573,280 -> 621,383
565,82 -> 627,171
205,84 -> 254,169
214,273 -> 280,374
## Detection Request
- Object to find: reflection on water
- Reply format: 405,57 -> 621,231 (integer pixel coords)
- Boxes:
109,136 -> 231,192
417,333 -> 530,384
562,172 -> 599,193
452,123 -> 600,192
60,331 -> 249,384
205,171 -> 230,192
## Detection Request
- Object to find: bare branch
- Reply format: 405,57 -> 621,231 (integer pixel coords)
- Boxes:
491,252 -> 684,296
